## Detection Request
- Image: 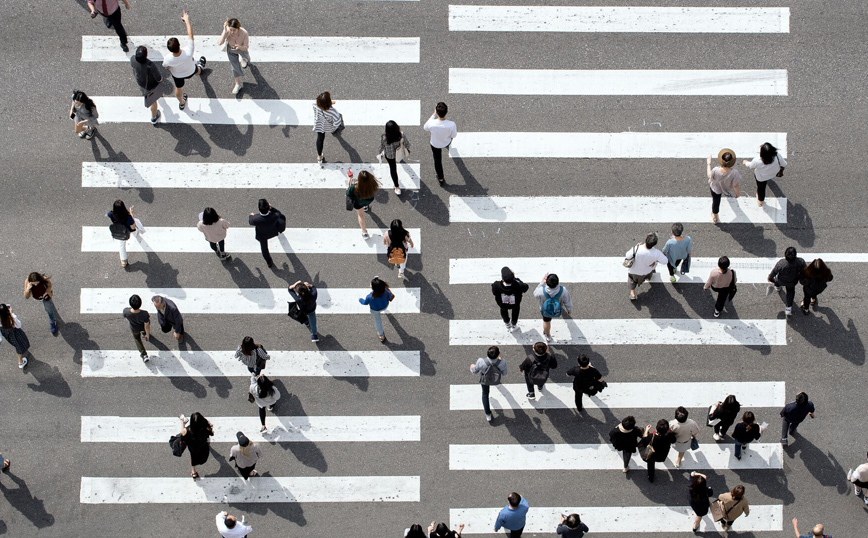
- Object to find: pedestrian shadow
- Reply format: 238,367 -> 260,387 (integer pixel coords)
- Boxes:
631,281 -> 692,319
229,475 -> 307,526
447,157 -> 491,196
266,383 -> 329,474
788,306 -> 864,365
148,337 -> 209,398
144,349 -> 234,398
312,334 -> 369,392
52,311 -> 99,365
718,222 -> 778,257
157,121 -> 212,158
407,176 -> 451,226
407,272 -> 453,321
87,133 -> 154,203
0,471 -> 55,528
246,64 -> 299,139
25,354 -> 72,398
768,182 -> 815,248
0,519 -> 7,534
334,132 -> 362,163
198,69 -> 254,156
385,314 -> 436,377
224,257 -> 271,289
784,433 -> 850,494
495,389 -> 555,446
124,251 -> 183,296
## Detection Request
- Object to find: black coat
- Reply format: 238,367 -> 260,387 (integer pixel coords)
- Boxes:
492,278 -> 529,306
800,274 -> 833,296
639,431 -> 677,462
609,425 -> 643,453
248,209 -> 286,241
156,298 -> 184,333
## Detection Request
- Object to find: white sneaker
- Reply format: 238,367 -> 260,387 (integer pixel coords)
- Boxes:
785,307 -> 792,317
505,323 -> 512,332
142,355 -> 150,363
240,57 -> 248,68
395,188 -> 401,195
398,270 -> 404,278
544,335 -> 552,342
18,357 -> 27,369
622,467 -> 629,473
509,323 -> 519,332
713,433 -> 721,441
485,413 -> 492,422
232,83 -> 242,94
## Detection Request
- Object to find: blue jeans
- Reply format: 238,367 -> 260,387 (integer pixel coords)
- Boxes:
735,442 -> 749,458
43,298 -> 57,331
370,308 -> 384,336
481,384 -> 491,416
306,311 -> 318,335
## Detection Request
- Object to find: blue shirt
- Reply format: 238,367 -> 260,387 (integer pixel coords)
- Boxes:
359,289 -> 394,311
661,236 -> 692,266
494,497 -> 529,531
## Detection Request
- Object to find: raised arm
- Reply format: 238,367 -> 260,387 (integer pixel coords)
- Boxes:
181,11 -> 194,41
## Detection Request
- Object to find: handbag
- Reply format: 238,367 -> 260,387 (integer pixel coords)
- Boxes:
623,243 -> 640,268
706,403 -> 722,427
728,270 -> 738,301
690,437 -> 700,451
775,154 -> 785,178
639,434 -> 656,462
709,499 -> 725,522
345,184 -> 356,211
287,302 -> 308,325
394,134 -> 408,162
168,434 -> 186,457
681,255 -> 691,274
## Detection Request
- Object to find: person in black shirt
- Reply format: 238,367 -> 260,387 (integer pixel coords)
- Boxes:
130,46 -> 163,125
248,198 -> 286,268
639,419 -> 677,482
609,415 -> 643,473
688,472 -> 713,531
491,267 -> 529,332
732,411 -> 764,460
767,246 -> 807,317
780,392 -> 815,446
518,342 -> 557,400
710,394 -> 741,441
566,354 -> 605,412
122,294 -> 151,362
799,258 -> 833,314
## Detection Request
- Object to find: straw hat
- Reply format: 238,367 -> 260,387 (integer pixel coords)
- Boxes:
717,148 -> 736,168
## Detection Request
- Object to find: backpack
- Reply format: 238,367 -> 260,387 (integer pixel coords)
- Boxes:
479,357 -> 502,386
109,221 -> 131,241
541,287 -> 564,318
388,246 -> 406,265
529,361 -> 549,385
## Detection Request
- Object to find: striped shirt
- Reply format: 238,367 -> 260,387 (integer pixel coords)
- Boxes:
378,132 -> 411,160
312,105 -> 342,133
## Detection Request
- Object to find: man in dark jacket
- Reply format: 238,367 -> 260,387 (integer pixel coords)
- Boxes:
151,295 -> 184,343
518,342 -> 557,400
768,246 -> 806,317
566,354 -> 605,412
491,266 -> 529,332
248,198 -> 286,268
130,46 -> 164,125
780,391 -> 815,446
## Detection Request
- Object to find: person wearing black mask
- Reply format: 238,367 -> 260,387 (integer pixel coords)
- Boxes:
491,267 -> 529,333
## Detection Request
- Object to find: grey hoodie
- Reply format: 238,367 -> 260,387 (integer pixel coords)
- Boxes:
533,283 -> 573,314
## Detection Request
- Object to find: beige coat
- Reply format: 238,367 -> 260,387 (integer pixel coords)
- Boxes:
718,492 -> 750,521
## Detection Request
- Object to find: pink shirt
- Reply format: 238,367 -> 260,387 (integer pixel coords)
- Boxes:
89,0 -> 120,15
197,219 -> 230,243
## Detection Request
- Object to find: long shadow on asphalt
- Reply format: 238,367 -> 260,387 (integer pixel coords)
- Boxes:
199,68 -> 254,156
24,354 -> 72,398
148,333 -> 209,398
87,130 -> 154,204
0,471 -> 54,529
384,314 -> 436,377
264,382 -> 328,475
788,306 -> 864,365
768,181 -> 815,248
53,310 -> 99,366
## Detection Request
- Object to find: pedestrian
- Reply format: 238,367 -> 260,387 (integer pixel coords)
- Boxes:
383,219 -> 414,279
346,170 -> 380,238
377,120 -> 412,195
768,246 -> 807,317
152,295 -> 184,343
609,415 -> 643,473
519,342 -> 558,401
163,11 -> 206,111
624,232 -> 669,301
405,524 -> 426,538
743,142 -> 786,207
218,18 -> 250,95
288,281 -> 319,343
779,391 -> 815,446
556,513 -> 588,538
123,294 -> 151,363
493,492 -> 529,538
87,0 -> 130,52
703,256 -> 736,318
229,432 -> 261,480
107,199 -> 143,269
423,101 -> 458,185
469,346 -> 507,422
566,354 -> 605,413
848,450 -> 868,506
533,273 -> 572,342
130,46 -> 163,125
492,267 -> 529,333
216,511 -> 252,538
313,91 -> 343,164
70,91 -> 99,140
235,336 -> 269,375
799,259 -> 833,314
0,304 -> 30,369
249,374 -> 280,433
688,472 -> 713,532
197,207 -> 231,261
0,453 -> 8,472
661,223 -> 692,283
359,276 -> 394,342
706,149 -> 741,224
639,419 -> 677,483
709,394 -> 741,441
428,521 -> 465,538
248,198 -> 286,269
792,518 -> 830,538
179,412 -> 213,479
733,411 -> 764,460
23,272 -> 57,335
669,406 -> 700,468
716,485 -> 750,532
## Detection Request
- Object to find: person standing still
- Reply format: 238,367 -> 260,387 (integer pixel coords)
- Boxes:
492,267 -> 529,333
661,223 -> 692,283
88,0 -> 130,52
625,233 -> 669,301
248,198 -> 286,268
743,142 -> 786,207
768,246 -> 807,317
423,102 -> 457,185
359,277 -> 394,342
130,46 -> 163,125
533,273 -> 572,342
197,207 -> 231,261
123,294 -> 151,362
218,18 -> 250,95
849,451 -> 868,506
609,415 -> 643,473
799,259 -> 833,314
493,492 -> 529,537
163,11 -> 206,111
378,120 -> 411,195
0,304 -> 31,369
313,91 -> 343,164
704,256 -> 736,317
216,511 -> 252,538
706,149 -> 741,224
519,342 -> 558,400
469,346 -> 507,422
780,391 -> 815,446
566,354 -> 604,413
152,295 -> 184,343
23,272 -> 57,335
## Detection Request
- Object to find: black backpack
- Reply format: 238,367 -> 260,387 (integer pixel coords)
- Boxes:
109,221 -> 130,241
529,361 -> 549,385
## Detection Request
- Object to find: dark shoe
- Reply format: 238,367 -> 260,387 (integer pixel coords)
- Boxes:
437,177 -> 445,185
179,93 -> 188,110
198,56 -> 207,69
121,43 -> 129,53
151,110 -> 161,125
50,323 -> 58,335
801,304 -> 810,315
311,333 -> 320,343
84,128 -> 96,140
1,459 -> 9,472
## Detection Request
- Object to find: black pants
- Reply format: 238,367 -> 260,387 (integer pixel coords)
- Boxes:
102,7 -> 128,46
499,304 -> 520,325
667,260 -> 683,276
647,459 -> 658,481
711,285 -> 729,312
506,527 -> 524,538
315,132 -> 326,156
385,156 -> 399,188
431,145 -> 445,180
208,240 -> 225,256
714,419 -> 734,437
236,463 -> 256,480
802,285 -> 824,307
620,449 -> 632,468
160,323 -> 183,335
259,406 -> 266,426
258,238 -> 273,266
710,189 -> 722,214
756,178 -> 769,201
524,371 -> 545,394
776,282 -> 797,307
574,390 -> 584,411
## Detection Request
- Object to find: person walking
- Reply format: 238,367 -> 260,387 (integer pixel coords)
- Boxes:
179,412 -> 213,479
732,411 -> 764,460
717,485 -> 750,532
123,294 -> 151,363
792,518 -> 830,538
197,207 -> 230,261
359,276 -> 394,342
743,142 -> 786,207
849,451 -> 868,506
493,492 -> 529,538
639,419 -> 677,483
152,295 -> 184,343
799,259 -> 833,314
706,149 -> 741,224
0,304 -> 30,370
609,415 -> 643,473
625,232 -> 669,300
688,472 -> 713,532
130,46 -> 163,125
768,246 -> 807,317
87,0 -> 130,52
518,342 -> 558,401
669,406 -> 700,468
249,374 -> 280,433
423,102 -> 457,185
163,11 -> 206,111
107,199 -> 143,269
0,453 -> 8,472
429,521 -> 465,538
248,198 -> 286,269
378,120 -> 411,195
218,18 -> 250,95
704,256 -> 736,317
70,91 -> 99,140
288,281 -> 319,343
469,346 -> 507,423
709,394 -> 741,441
216,511 -> 252,538
229,432 -> 261,480
492,267 -> 529,333
661,223 -> 692,283
383,219 -> 414,279
23,272 -> 57,335
313,91 -> 343,164
235,337 -> 269,375
556,514 -> 588,538
346,170 -> 380,238
405,524 -> 426,538
533,273 -> 572,342
780,391 -> 815,446
566,354 -> 605,413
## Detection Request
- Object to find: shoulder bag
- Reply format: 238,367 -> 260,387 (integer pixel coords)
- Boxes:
168,433 -> 186,457
775,154 -> 785,178
728,270 -> 738,301
394,133 -> 408,162
287,302 -> 308,325
623,243 -> 640,268
639,434 -> 656,461
706,403 -> 722,427
345,184 -> 356,211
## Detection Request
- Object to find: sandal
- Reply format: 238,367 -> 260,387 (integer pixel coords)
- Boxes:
378,334 -> 386,343
191,471 -> 200,480
2,459 -> 9,472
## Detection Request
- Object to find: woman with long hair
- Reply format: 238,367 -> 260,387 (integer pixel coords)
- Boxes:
710,394 -> 741,441
70,90 -> 99,140
313,91 -> 343,164
743,142 -> 786,207
706,148 -> 741,223
179,412 -> 213,479
107,199 -> 143,269
359,276 -> 395,342
289,280 -> 319,342
249,374 -> 281,432
378,120 -> 411,195
383,219 -> 414,279
799,258 -> 833,314
197,207 -> 230,260
217,18 -> 250,94
429,521 -> 465,538
687,472 -> 713,531
346,170 -> 380,238
0,304 -> 30,369
234,336 -> 269,375
23,272 -> 57,334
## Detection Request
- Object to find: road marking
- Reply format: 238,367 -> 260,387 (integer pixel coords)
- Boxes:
448,5 -> 790,34
82,162 -> 421,190
82,350 -> 421,378
81,476 -> 420,503
448,132 -> 786,159
449,319 -> 786,346
92,96 -> 419,126
450,382 -> 785,411
82,36 -> 419,62
82,227 -> 421,254
82,416 -> 420,443
450,69 -> 788,96
80,288 -> 420,314
451,505 -> 783,534
449,195 -> 786,223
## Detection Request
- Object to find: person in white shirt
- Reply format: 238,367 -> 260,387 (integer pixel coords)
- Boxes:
163,11 -> 206,111
216,511 -> 252,537
850,451 -> 868,505
742,142 -> 786,207
625,232 -> 669,301
422,102 -> 457,185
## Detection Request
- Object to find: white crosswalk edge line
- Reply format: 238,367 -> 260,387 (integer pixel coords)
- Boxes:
81,476 -> 420,503
450,382 -> 785,410
82,350 -> 421,377
81,288 -> 421,314
449,319 -> 786,346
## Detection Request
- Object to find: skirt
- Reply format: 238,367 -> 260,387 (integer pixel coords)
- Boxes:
188,441 -> 211,467
1,327 -> 30,355
673,439 -> 691,453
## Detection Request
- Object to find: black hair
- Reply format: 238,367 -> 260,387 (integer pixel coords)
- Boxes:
295,283 -> 313,305
565,514 -> 581,528
371,277 -> 387,298
671,223 -> 684,237
577,354 -> 590,367
202,207 -> 220,226
0,304 -> 12,330
785,246 -> 797,262
742,411 -> 755,426
723,395 -> 741,412
112,199 -> 130,223
167,37 -> 180,53
389,219 -> 408,246
759,142 -> 778,165
689,474 -> 709,502
241,336 -> 255,356
385,120 -> 402,145
487,346 -> 500,360
435,102 -> 448,118
675,406 -> 689,423
405,524 -> 426,538
507,492 -> 521,507
188,412 -> 212,440
258,198 -> 270,214
546,273 -> 559,288
73,90 -> 96,113
227,18 -> 241,29
129,294 -> 142,309
257,375 -> 276,398
532,342 -> 548,356
316,91 -> 333,111
718,256 -> 731,273
645,232 -> 658,249
225,517 -> 236,529
656,418 -> 670,433
796,392 -> 809,406
621,415 -> 636,430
